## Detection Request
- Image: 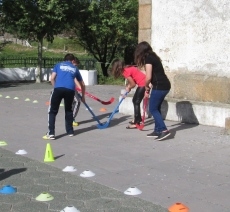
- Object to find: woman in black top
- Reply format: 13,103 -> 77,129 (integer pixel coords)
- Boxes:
134,41 -> 171,141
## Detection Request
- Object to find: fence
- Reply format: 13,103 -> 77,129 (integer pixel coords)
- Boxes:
0,57 -> 96,70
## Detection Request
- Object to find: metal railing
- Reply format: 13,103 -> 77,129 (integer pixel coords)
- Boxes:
0,57 -> 96,70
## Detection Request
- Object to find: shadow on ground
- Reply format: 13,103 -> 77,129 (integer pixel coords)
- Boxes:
0,168 -> 27,181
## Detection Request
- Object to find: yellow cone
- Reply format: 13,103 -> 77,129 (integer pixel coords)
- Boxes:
44,143 -> 55,162
0,141 -> 7,146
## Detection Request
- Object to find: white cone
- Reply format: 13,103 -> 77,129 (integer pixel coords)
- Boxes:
33,100 -> 38,103
25,98 -> 30,101
60,205 -> 80,212
62,166 -> 77,172
80,170 -> 95,178
124,187 -> 142,195
14,97 -> 19,99
5,96 -> 10,98
15,149 -> 28,155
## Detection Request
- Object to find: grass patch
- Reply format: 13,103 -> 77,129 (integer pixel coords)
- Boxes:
30,36 -> 85,52
1,42 -> 87,58
0,38 -> 124,85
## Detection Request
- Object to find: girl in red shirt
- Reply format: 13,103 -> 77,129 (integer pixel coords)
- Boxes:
111,59 -> 146,129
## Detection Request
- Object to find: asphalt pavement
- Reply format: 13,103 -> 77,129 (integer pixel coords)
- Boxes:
0,82 -> 230,212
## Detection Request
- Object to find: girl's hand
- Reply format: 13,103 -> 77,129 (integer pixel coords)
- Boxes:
125,86 -> 131,93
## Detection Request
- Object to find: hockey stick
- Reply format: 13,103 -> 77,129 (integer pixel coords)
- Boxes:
136,97 -> 148,130
77,94 -> 103,126
76,87 -> 115,105
96,92 -> 128,129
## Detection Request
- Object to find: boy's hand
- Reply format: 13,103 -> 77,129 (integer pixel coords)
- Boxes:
81,96 -> 85,103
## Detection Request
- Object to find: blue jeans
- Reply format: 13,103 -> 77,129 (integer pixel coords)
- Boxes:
149,89 -> 169,133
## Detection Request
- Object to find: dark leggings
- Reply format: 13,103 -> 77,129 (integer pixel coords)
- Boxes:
132,86 -> 145,124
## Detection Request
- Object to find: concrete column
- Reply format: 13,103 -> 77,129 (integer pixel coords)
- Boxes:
138,0 -> 152,43
225,117 -> 230,135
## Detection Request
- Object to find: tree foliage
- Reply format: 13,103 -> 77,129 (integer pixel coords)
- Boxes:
1,0 -> 74,82
73,0 -> 138,76
1,0 -> 139,78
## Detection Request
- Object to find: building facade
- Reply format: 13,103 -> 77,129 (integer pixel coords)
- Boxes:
138,0 -> 230,128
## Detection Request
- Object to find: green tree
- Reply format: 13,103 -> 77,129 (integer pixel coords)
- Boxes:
1,0 -> 73,82
73,0 -> 138,77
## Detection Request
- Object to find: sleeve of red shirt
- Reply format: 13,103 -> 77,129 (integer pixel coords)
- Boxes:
123,67 -> 132,78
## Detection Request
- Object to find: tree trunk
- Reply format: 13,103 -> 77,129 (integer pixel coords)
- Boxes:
36,38 -> 43,83
100,62 -> 108,77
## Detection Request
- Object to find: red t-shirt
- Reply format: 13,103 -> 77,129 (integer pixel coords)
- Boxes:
123,66 -> 145,87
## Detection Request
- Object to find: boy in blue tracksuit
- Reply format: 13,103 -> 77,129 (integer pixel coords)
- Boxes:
43,54 -> 85,140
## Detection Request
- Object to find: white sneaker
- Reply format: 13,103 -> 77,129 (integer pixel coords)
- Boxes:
68,134 -> 74,137
42,134 -> 55,140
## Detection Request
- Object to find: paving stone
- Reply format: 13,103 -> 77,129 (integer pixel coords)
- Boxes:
35,176 -> 65,185
0,193 -> 30,204
67,190 -> 101,201
13,201 -> 49,212
18,184 -> 49,197
0,203 -> 12,211
1,177 -> 34,187
85,198 -> 122,210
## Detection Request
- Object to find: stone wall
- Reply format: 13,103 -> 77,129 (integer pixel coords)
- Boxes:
136,0 -> 230,130
139,0 -> 230,104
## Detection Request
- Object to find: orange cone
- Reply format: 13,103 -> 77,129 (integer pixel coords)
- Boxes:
99,108 -> 107,112
46,101 -> 50,106
168,203 -> 189,212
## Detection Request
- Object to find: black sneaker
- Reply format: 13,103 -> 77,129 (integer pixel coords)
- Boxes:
147,132 -> 160,138
156,131 -> 171,141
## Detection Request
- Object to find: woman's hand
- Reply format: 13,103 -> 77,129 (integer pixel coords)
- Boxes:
145,89 -> 150,98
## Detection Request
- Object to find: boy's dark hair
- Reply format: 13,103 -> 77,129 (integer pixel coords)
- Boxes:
64,53 -> 75,61
74,57 -> 80,65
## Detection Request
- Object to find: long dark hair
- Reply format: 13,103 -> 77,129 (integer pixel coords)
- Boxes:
134,41 -> 161,67
111,59 -> 125,79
